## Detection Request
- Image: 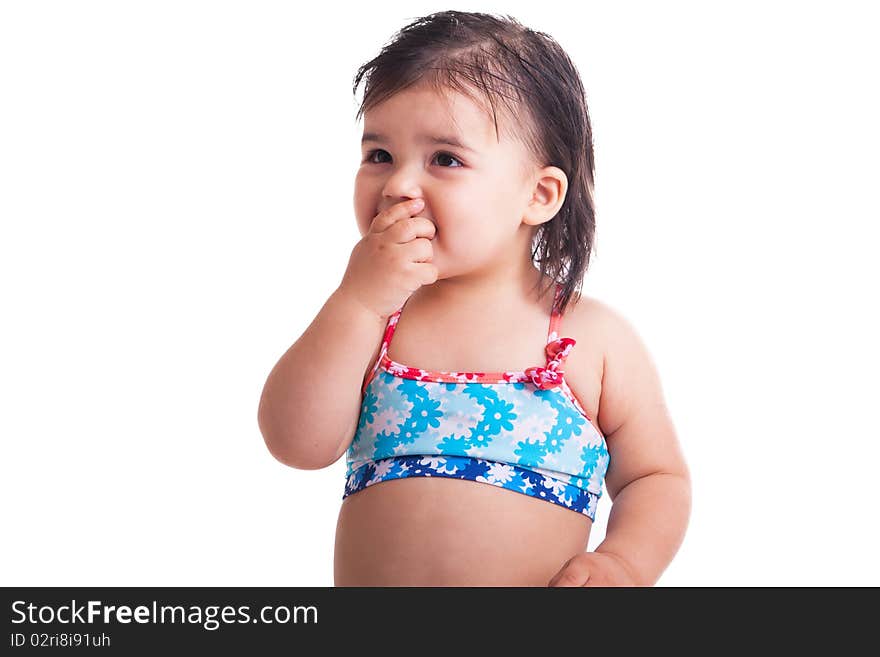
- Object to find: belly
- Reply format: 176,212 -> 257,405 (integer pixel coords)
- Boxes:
333,476 -> 592,586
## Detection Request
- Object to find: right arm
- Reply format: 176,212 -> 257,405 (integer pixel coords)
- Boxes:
257,286 -> 387,470
258,196 -> 437,469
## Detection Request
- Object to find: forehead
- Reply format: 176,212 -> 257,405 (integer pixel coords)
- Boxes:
363,83 -> 501,148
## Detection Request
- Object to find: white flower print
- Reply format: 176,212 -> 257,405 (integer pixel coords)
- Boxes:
372,407 -> 407,436
420,455 -> 447,471
384,361 -> 410,376
431,387 -> 481,439
543,475 -> 569,497
483,461 -> 516,485
368,459 -> 396,483
587,453 -> 610,492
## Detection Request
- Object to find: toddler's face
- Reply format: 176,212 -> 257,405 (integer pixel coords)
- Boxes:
354,81 -> 538,279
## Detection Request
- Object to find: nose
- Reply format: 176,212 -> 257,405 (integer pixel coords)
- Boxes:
380,166 -> 424,209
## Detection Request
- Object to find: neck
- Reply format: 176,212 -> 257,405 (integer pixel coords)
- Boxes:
422,264 -> 543,306
410,236 -> 554,313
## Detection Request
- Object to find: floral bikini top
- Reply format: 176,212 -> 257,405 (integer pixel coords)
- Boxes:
343,282 -> 611,520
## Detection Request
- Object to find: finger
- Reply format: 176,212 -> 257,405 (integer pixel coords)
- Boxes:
549,564 -> 591,587
412,261 -> 438,286
389,216 -> 436,245
406,236 -> 434,263
548,558 -> 573,587
369,198 -> 425,234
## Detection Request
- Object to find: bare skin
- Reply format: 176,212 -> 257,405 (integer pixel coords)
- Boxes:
328,81 -> 689,587
261,77 -> 689,586
333,276 -> 606,586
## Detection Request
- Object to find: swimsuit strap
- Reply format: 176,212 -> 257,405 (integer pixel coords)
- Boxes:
547,282 -> 564,344
361,306 -> 404,397
527,282 -> 576,388
379,298 -> 407,362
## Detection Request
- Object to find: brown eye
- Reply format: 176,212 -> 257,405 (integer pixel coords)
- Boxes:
434,152 -> 463,168
362,149 -> 464,168
363,149 -> 390,164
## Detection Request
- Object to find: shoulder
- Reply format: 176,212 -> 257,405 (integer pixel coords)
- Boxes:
572,295 -> 689,498
559,291 -> 632,363
558,291 -> 611,336
564,294 -> 662,437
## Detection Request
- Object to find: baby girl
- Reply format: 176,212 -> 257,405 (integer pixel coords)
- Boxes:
258,10 -> 691,586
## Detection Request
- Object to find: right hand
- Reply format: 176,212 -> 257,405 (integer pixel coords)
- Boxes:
338,198 -> 438,319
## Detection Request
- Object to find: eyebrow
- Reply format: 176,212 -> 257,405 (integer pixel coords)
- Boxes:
361,132 -> 476,153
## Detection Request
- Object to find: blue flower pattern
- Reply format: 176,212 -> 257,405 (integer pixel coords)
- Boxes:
344,369 -> 610,520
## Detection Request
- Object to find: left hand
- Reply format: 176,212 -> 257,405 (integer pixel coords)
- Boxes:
547,551 -> 640,587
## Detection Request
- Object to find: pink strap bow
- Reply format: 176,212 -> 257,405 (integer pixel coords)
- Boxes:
524,337 -> 576,389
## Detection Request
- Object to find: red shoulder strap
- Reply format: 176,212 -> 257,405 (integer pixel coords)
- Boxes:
547,282 -> 564,343
361,303 -> 405,396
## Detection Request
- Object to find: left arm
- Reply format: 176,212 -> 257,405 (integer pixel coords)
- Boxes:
549,302 -> 692,587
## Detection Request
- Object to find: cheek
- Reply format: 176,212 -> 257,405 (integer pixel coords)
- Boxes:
353,206 -> 369,237
436,217 -> 496,256
352,178 -> 375,235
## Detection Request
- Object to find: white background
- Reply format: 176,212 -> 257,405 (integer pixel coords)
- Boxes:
2,1 -> 878,586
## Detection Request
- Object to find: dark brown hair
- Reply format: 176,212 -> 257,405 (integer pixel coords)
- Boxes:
352,10 -> 596,315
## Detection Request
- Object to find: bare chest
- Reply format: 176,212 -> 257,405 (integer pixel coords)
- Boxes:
384,297 -> 605,433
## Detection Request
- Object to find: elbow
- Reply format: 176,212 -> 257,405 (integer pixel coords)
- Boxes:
260,426 -> 335,470
270,445 -> 334,470
256,394 -> 353,470
257,411 -> 340,471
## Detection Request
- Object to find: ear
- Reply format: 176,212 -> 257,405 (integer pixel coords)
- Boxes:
522,165 -> 568,227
